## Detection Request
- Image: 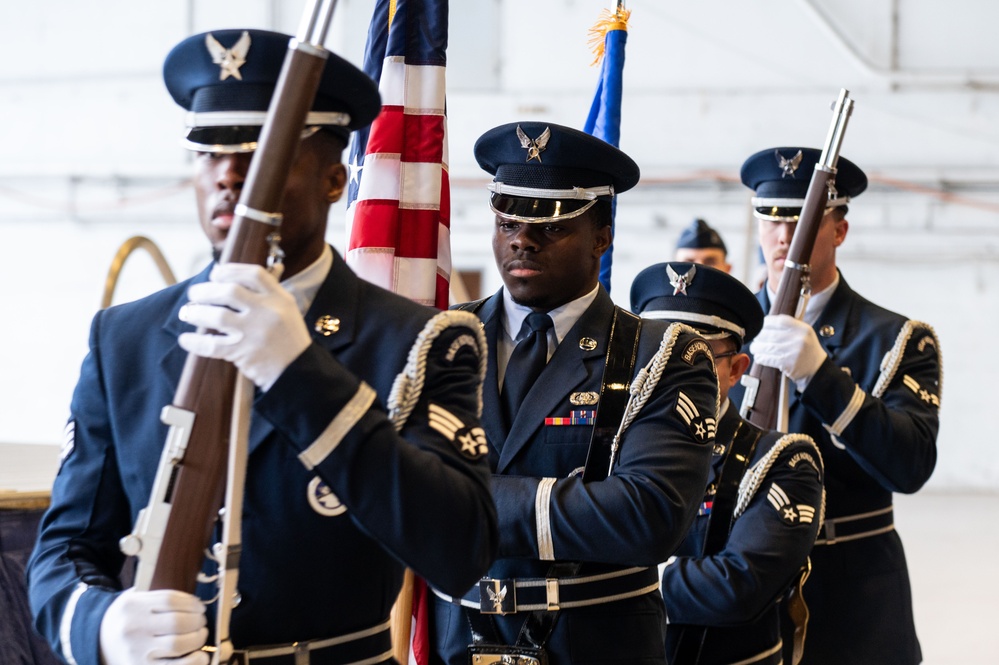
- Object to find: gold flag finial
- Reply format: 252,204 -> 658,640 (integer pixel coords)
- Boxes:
587,5 -> 632,66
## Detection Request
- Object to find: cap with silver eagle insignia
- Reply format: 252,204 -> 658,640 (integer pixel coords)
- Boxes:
740,146 -> 868,223
163,28 -> 381,153
630,262 -> 764,347
474,121 -> 640,224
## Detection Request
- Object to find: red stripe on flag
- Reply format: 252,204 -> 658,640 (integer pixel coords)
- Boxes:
439,170 -> 451,227
395,209 -> 439,258
411,576 -> 430,665
365,106 -> 446,161
366,105 -> 405,154
402,114 -> 445,163
347,202 -> 439,260
347,200 -> 400,250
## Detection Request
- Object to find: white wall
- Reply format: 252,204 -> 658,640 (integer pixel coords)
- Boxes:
2,0 -> 997,490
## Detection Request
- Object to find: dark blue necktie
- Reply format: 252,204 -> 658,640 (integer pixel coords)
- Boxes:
502,312 -> 554,427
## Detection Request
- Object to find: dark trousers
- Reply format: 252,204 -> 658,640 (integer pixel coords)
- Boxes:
1,508 -> 62,665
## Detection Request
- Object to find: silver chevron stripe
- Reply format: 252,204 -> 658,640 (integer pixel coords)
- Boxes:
767,482 -> 790,511
676,391 -> 699,424
428,403 -> 464,441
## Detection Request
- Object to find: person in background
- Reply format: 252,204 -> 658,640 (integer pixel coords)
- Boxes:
674,218 -> 732,273
632,261 -> 824,665
27,28 -> 496,665
730,146 -> 942,665
430,121 -> 719,665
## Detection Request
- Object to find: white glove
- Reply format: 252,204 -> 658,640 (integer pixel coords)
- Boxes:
750,314 -> 827,392
178,263 -> 311,390
99,588 -> 209,665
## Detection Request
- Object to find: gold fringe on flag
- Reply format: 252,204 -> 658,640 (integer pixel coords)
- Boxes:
587,6 -> 632,66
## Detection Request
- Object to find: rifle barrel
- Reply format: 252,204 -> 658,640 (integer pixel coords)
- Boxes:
130,2 -> 340,593
742,89 -> 854,432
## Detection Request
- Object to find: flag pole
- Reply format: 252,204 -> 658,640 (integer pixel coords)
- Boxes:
391,570 -> 415,662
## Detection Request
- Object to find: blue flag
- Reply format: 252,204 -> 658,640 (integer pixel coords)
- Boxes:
584,6 -> 630,293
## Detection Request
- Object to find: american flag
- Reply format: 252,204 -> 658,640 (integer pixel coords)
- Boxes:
345,2 -> 448,662
584,2 -> 630,293
345,0 -> 451,310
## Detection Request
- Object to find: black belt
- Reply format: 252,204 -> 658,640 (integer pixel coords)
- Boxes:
813,506 -> 894,546
434,566 -> 660,615
209,619 -> 393,665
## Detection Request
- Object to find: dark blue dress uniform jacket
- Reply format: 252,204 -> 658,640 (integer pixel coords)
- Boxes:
432,288 -> 717,665
27,248 -> 498,665
662,405 -> 824,665
730,272 -> 941,665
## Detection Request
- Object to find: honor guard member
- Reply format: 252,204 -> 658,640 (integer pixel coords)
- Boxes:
674,218 -> 732,273
730,148 -> 942,665
429,122 -> 718,665
631,263 -> 824,665
27,29 -> 497,665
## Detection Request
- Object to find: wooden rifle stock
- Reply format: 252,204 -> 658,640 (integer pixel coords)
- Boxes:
740,89 -> 854,431
122,0 -> 342,593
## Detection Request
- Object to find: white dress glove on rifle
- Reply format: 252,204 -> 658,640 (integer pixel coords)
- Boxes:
178,263 -> 311,391
750,314 -> 828,392
99,588 -> 209,665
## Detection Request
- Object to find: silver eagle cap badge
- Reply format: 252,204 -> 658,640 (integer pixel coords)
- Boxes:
516,125 -> 551,163
667,264 -> 697,296
206,31 -> 251,81
776,149 -> 803,178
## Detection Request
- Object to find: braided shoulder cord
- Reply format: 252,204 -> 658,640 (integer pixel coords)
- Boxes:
871,320 -> 943,401
608,323 -> 720,474
386,310 -> 488,432
733,433 -> 826,529
618,322 -> 683,433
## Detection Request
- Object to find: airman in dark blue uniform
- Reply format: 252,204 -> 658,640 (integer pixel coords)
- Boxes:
430,122 -> 718,665
674,219 -> 732,274
730,147 -> 942,665
27,29 -> 497,665
632,262 -> 824,665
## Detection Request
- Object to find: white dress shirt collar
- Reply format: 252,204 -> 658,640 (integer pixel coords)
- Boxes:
501,284 -> 600,345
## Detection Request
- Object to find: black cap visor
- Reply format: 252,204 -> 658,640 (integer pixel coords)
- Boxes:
754,204 -> 848,223
183,125 -> 337,153
489,193 -> 598,223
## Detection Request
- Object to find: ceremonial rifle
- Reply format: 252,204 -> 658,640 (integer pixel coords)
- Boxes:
739,89 -> 854,432
119,0 -> 342,592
